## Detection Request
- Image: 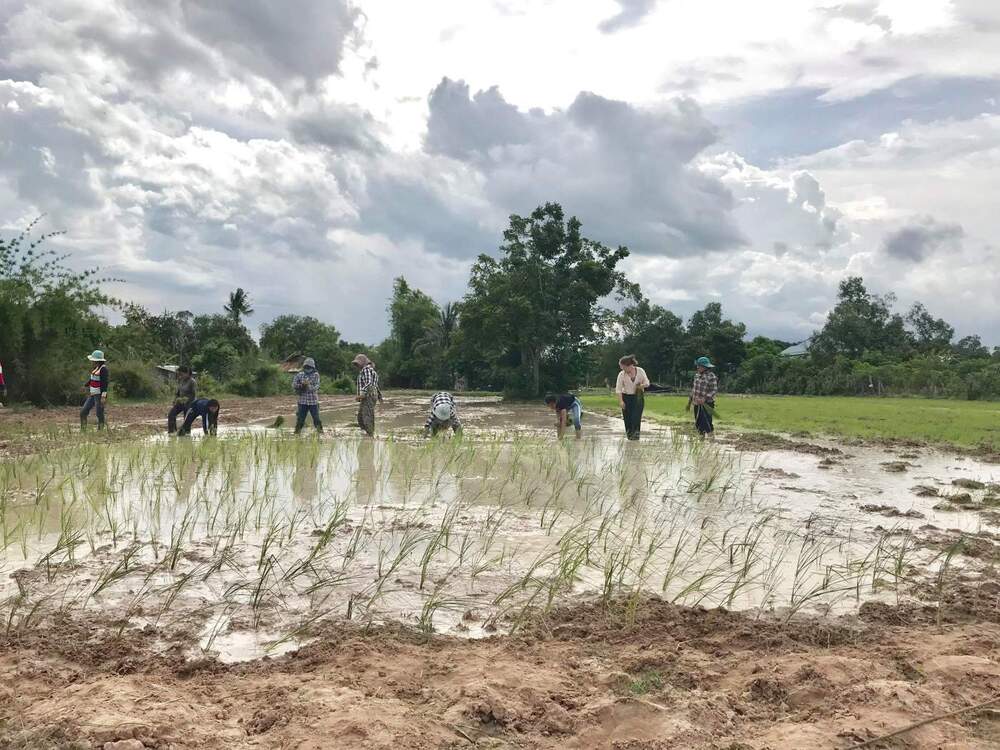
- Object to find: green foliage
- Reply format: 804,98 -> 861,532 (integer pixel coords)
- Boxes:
259,314 -> 345,375
460,203 -> 637,396
225,363 -> 285,397
111,361 -> 162,400
325,375 -> 355,395
380,277 -> 442,388
224,287 -> 254,322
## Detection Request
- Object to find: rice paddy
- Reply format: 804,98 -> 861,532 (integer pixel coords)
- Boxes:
1,400 -> 995,663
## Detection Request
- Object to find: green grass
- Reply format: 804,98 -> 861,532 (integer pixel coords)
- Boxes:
583,393 -> 1000,448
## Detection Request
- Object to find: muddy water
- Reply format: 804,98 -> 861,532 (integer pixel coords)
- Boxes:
1,397 -> 997,662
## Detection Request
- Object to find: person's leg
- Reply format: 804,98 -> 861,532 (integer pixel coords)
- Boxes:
570,400 -> 582,435
178,408 -> 197,436
167,403 -> 184,433
294,403 -> 307,433
309,404 -> 323,432
357,393 -> 374,436
95,397 -> 105,428
80,396 -> 95,428
633,395 -> 644,439
621,394 -> 632,437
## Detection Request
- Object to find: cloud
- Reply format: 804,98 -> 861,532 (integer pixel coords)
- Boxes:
599,0 -> 660,33
417,78 -> 745,256
882,217 -> 964,261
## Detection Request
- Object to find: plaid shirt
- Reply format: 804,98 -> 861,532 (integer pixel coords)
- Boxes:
293,370 -> 320,405
357,364 -> 382,399
691,371 -> 718,401
424,392 -> 461,430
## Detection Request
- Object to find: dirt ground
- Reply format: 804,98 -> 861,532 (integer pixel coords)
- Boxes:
2,586 -> 999,750
3,396 -> 1000,748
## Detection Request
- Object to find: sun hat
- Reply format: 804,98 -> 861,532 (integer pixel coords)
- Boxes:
433,401 -> 453,422
302,357 -> 316,370
695,356 -> 715,368
87,350 -> 106,362
351,354 -> 370,367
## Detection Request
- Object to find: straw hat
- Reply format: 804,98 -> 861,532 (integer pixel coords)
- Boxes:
351,354 -> 370,367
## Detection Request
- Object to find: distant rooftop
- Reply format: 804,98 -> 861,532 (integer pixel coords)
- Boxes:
779,339 -> 811,357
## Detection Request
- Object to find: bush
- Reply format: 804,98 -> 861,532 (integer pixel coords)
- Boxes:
225,363 -> 285,397
329,375 -> 355,395
111,360 -> 162,400
195,372 -> 221,397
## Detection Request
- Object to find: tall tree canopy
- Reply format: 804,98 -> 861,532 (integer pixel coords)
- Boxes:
260,314 -> 345,375
811,277 -> 908,360
224,287 -> 254,322
460,203 -> 637,395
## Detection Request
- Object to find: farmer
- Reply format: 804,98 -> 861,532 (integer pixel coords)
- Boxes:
687,356 -> 719,438
80,350 -> 109,429
352,354 -> 382,437
293,357 -> 323,433
423,391 -> 462,437
615,355 -> 649,441
544,393 -> 582,439
167,366 -> 197,434
177,398 -> 220,436
0,359 -> 6,406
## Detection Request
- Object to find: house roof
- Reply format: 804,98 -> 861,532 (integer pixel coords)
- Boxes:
779,340 -> 811,357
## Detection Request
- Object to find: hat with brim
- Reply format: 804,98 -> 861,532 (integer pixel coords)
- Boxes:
433,402 -> 453,422
87,350 -> 106,362
351,354 -> 370,367
302,357 -> 316,370
695,356 -> 715,368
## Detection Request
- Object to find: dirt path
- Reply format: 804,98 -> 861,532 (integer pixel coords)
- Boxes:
2,592 -> 999,749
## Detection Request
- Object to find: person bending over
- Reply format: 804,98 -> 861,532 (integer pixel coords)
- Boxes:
177,398 -> 220,436
423,391 -> 462,437
545,393 -> 582,439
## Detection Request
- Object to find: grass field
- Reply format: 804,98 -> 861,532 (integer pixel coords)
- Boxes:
583,393 -> 1000,447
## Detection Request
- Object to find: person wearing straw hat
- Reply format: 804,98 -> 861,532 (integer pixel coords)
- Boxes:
80,349 -> 109,429
423,391 -> 462,437
351,353 -> 382,437
687,356 -> 718,438
292,357 -> 323,434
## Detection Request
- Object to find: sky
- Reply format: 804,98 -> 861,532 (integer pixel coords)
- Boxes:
2,0 -> 999,345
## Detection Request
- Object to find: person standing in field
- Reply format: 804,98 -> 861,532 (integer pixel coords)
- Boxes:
177,398 -> 220,436
616,355 -> 649,441
544,393 -> 582,439
80,350 -> 109,429
423,391 -> 462,437
352,354 -> 382,437
167,366 -> 197,434
687,356 -> 718,438
293,357 -> 323,434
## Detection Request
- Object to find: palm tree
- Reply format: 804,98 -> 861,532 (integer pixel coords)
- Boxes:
225,288 -> 254,322
415,302 -> 460,385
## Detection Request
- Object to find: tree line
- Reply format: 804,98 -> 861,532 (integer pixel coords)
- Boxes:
2,205 -> 998,405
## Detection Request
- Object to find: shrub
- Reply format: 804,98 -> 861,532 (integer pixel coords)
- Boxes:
111,360 -> 161,400
330,375 -> 355,394
225,363 -> 285,397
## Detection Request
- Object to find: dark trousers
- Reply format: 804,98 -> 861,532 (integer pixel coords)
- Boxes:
621,393 -> 643,440
295,403 -> 323,433
695,399 -> 715,435
167,402 -> 189,433
80,395 -> 105,428
357,392 -> 376,436
179,410 -> 214,436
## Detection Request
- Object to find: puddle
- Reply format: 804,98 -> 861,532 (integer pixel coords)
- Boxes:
1,399 -> 997,662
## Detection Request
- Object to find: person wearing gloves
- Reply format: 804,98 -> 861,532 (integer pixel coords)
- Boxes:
544,393 -> 582,439
80,350 -> 109,429
167,366 -> 197,434
615,354 -> 649,441
687,356 -> 719,438
293,357 -> 323,434
423,391 -> 462,437
177,398 -> 221,436
352,354 -> 382,437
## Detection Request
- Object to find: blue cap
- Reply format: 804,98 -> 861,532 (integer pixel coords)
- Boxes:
695,356 -> 715,368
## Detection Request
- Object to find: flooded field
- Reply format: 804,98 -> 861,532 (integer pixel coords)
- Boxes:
3,397 -> 998,664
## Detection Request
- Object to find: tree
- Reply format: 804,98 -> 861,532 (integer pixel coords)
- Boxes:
811,277 -> 909,360
415,301 -> 460,387
683,302 -> 747,374
382,278 -> 441,387
0,219 -> 114,404
460,203 -> 637,395
224,288 -> 254,322
905,302 -> 953,352
618,297 -> 686,382
260,315 -> 346,375
953,335 -> 989,359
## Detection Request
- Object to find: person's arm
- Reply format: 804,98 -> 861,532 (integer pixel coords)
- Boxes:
423,410 -> 434,437
100,366 -> 109,400
615,373 -> 625,409
639,368 -> 650,390
556,409 -> 566,439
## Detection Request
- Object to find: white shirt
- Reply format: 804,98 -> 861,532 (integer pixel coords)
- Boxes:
615,366 -> 650,395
